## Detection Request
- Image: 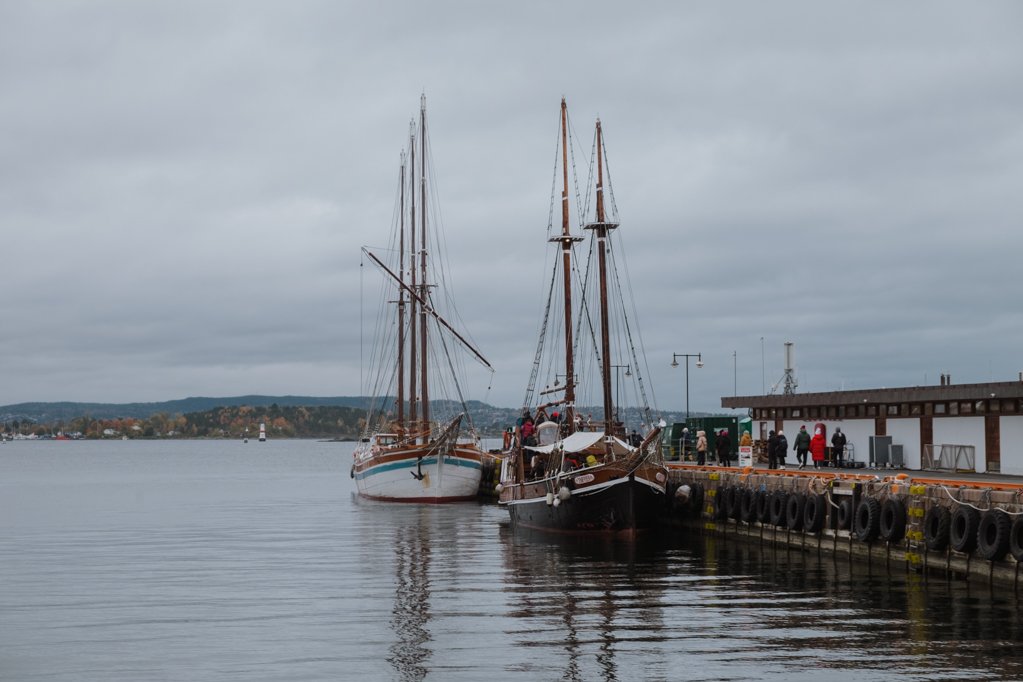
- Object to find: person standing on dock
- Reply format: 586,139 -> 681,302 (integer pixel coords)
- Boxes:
810,426 -> 826,469
794,425 -> 810,469
716,429 -> 732,467
831,428 -> 847,468
696,429 -> 707,465
767,430 -> 779,469
776,430 -> 788,469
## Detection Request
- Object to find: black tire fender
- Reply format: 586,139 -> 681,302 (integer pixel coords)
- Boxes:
729,486 -> 744,521
755,489 -> 771,523
836,498 -> 854,530
924,505 -> 951,551
785,493 -> 806,531
950,506 -> 980,554
803,494 -> 826,533
879,497 -> 907,543
688,482 -> 705,519
976,509 -> 1010,562
1009,516 -> 1023,562
740,488 -> 757,524
715,486 -> 730,521
770,491 -> 789,527
854,497 -> 881,542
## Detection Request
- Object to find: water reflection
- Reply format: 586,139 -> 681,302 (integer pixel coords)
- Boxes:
499,526 -> 682,681
387,507 -> 433,681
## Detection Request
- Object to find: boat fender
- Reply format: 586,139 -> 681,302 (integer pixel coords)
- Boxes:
976,509 -> 1010,562
769,491 -> 788,527
553,497 -> 561,508
495,483 -> 504,494
558,486 -> 572,501
950,506 -> 980,554
923,505 -> 951,551
836,498 -> 854,530
675,484 -> 691,499
803,494 -> 826,534
545,492 -> 555,506
1008,516 -> 1023,562
785,493 -> 806,532
879,498 -> 907,543
853,497 -> 881,542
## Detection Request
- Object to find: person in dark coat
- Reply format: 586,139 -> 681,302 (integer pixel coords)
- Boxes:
767,430 -> 779,469
793,425 -> 811,469
831,428 -> 847,467
716,429 -> 733,467
776,430 -> 788,470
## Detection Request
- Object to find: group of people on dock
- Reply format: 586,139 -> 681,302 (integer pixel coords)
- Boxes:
766,425 -> 846,470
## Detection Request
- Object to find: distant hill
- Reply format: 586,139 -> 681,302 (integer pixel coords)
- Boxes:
0,396 -> 719,435
0,396 -> 375,423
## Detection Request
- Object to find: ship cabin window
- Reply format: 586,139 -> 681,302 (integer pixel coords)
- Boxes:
790,408 -> 802,418
911,403 -> 922,415
960,402 -> 973,415
1003,399 -> 1017,413
377,435 -> 398,446
949,402 -> 959,415
887,404 -> 899,416
934,403 -> 946,415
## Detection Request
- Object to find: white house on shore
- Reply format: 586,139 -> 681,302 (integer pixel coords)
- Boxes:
722,377 -> 1023,476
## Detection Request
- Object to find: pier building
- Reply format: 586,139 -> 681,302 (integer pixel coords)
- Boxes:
721,377 -> 1023,475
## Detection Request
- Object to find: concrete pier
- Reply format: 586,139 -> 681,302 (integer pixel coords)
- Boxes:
666,464 -> 1023,588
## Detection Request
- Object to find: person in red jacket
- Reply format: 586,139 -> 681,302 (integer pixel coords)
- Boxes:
810,426 -> 827,470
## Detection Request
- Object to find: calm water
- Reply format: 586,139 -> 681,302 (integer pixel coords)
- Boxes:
2,440 -> 1023,681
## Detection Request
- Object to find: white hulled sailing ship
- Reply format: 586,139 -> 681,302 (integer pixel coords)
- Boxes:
353,96 -> 493,503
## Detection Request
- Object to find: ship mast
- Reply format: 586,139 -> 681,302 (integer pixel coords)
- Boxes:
552,98 -> 580,430
587,119 -> 618,443
419,95 -> 430,438
396,149 -> 407,432
408,120 -> 419,440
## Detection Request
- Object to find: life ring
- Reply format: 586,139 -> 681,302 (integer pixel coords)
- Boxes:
740,488 -> 757,524
688,483 -> 705,519
785,493 -> 806,531
836,498 -> 854,531
769,491 -> 789,527
950,506 -> 980,554
1009,516 -> 1023,562
976,509 -> 1010,562
854,497 -> 881,542
924,505 -> 951,551
755,489 -> 771,524
879,498 -> 907,543
803,494 -> 826,533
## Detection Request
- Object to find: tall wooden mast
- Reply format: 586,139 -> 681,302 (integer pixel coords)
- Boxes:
408,120 -> 419,439
419,95 -> 430,438
396,150 -> 407,432
593,120 -> 616,439
554,98 -> 579,429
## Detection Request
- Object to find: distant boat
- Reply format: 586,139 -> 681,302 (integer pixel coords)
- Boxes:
497,99 -> 668,536
353,95 -> 493,503
258,423 -> 266,442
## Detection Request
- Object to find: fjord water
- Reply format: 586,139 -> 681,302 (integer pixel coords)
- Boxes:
3,440 -> 1023,681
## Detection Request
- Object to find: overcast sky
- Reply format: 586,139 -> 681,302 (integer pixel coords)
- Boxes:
2,2 -> 1021,413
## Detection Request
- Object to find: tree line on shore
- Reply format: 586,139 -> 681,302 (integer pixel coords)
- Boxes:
3,404 -> 367,440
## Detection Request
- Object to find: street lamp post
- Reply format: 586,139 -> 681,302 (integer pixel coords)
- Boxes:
671,352 -> 703,420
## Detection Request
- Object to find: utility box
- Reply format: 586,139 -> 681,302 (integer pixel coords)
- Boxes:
889,444 -> 904,468
869,436 -> 893,467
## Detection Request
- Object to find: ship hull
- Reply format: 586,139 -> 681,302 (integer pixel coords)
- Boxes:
353,443 -> 483,503
500,462 -> 667,536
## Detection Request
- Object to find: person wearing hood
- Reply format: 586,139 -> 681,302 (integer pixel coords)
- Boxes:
716,428 -> 733,467
810,426 -> 827,469
696,429 -> 708,465
775,429 -> 788,469
767,430 -> 779,469
793,425 -> 811,469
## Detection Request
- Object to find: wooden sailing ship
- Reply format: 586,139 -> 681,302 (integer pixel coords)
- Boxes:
497,99 -> 668,535
353,96 -> 493,503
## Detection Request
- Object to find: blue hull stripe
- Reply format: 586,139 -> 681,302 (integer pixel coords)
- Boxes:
354,456 -> 481,481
